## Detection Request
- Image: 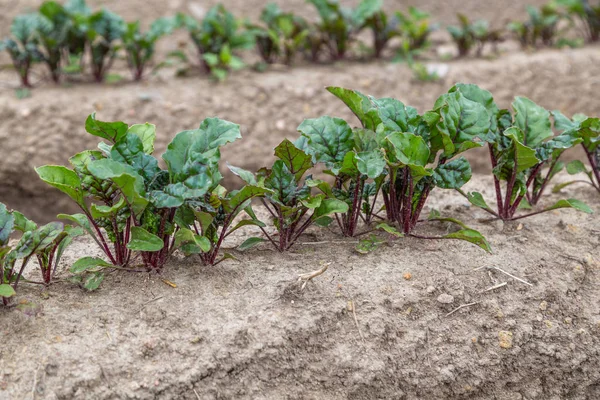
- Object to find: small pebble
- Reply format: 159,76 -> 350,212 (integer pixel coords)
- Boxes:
437,293 -> 454,304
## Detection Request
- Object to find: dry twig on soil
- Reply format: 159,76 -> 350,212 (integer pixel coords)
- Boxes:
297,262 -> 331,290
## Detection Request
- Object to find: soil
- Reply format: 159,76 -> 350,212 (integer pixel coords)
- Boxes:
1,1 -> 600,399
1,175 -> 599,400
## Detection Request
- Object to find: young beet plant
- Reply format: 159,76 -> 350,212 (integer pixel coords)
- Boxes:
551,112 -> 600,194
363,8 -> 401,58
1,203 -> 80,304
325,86 -> 492,251
251,3 -> 309,65
395,7 -> 436,54
37,116 -> 252,287
86,9 -> 126,82
452,85 -> 593,221
36,1 -> 72,83
0,14 -> 44,87
448,14 -> 498,57
178,5 -> 255,80
308,0 -> 382,60
152,118 -> 269,265
230,139 -> 348,251
296,116 -> 385,237
122,17 -> 175,81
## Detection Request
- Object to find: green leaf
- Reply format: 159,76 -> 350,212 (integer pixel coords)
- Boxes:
152,175 -> 212,209
298,116 -> 354,166
13,222 -> 64,259
85,113 -> 129,144
544,199 -> 593,214
228,219 -> 266,235
87,159 -> 149,215
326,86 -> 380,130
433,157 -> 472,189
443,229 -> 492,253
376,223 -> 404,238
0,203 -> 15,246
126,123 -> 156,154
70,257 -> 113,274
371,97 -> 420,133
163,118 -> 241,176
58,214 -> 93,236
238,237 -> 266,251
227,164 -> 257,185
127,226 -> 164,252
12,211 -> 37,232
435,91 -> 491,155
566,160 -> 587,175
314,198 -> 349,220
90,198 -> 126,219
356,234 -> 385,254
274,139 -> 313,181
504,127 -> 540,172
466,192 -> 491,210
353,0 -> 383,25
223,186 -> 272,214
36,165 -> 84,206
83,272 -> 105,291
0,284 -> 16,298
356,149 -> 386,179
385,132 -> 431,173
264,160 -> 297,205
173,228 -> 210,255
512,97 -> 552,148
110,133 -> 161,183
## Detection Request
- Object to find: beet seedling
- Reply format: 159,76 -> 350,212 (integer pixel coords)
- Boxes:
551,112 -> 600,195
448,14 -> 499,57
230,139 -> 348,251
1,203 -> 79,304
0,14 -> 44,87
122,17 -> 175,81
307,0 -> 382,60
452,85 -> 592,221
86,9 -> 126,82
327,85 -> 491,252
251,4 -> 310,65
37,115 -> 250,288
178,5 -> 255,80
36,1 -> 72,83
297,116 -> 385,237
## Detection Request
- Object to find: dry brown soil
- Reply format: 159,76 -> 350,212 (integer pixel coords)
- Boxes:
1,0 -> 600,399
1,176 -> 599,400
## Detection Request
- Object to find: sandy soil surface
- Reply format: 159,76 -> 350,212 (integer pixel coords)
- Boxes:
1,175 -> 599,400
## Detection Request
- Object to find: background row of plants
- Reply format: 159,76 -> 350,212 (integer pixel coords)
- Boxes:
1,83 -> 598,303
2,0 -> 599,86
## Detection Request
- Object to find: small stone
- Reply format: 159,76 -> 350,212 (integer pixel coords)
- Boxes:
471,337 -> 478,344
437,293 -> 454,304
275,120 -> 286,130
539,301 -> 548,311
516,223 -> 523,231
498,331 -> 513,349
403,272 -> 412,280
564,317 -> 572,325
426,286 -> 436,294
20,108 -> 31,117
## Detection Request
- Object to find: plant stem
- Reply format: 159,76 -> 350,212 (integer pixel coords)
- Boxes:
488,144 -> 505,217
